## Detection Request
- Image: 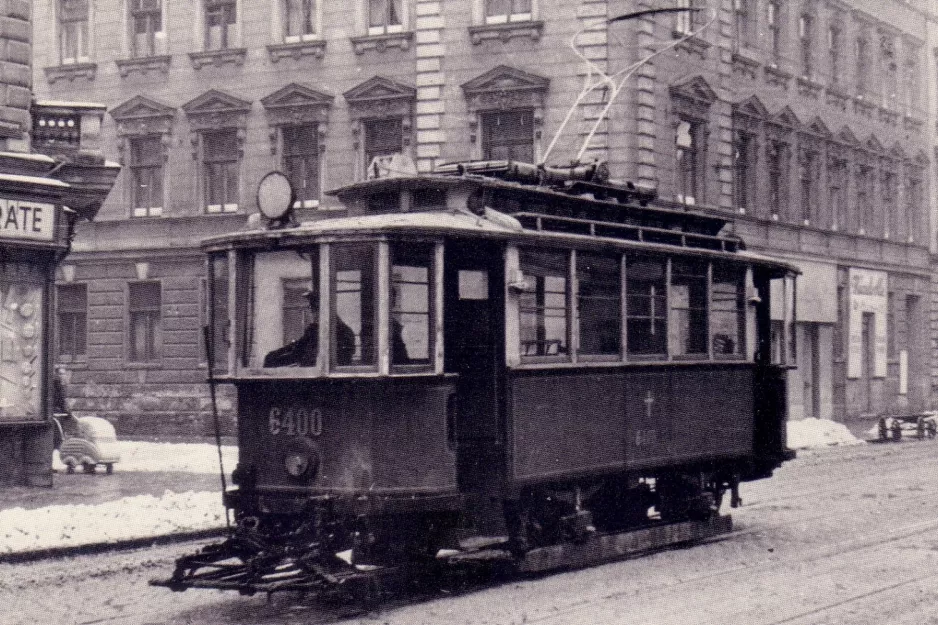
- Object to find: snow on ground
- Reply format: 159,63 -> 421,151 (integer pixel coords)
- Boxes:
0,491 -> 227,554
787,417 -> 865,450
1,425 -> 864,557
52,440 -> 237,474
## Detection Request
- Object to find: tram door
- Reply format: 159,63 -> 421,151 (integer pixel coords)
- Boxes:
444,239 -> 506,530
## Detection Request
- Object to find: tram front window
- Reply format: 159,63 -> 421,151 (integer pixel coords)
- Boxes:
249,249 -> 319,369
332,244 -> 376,368
519,249 -> 568,359
390,243 -> 433,368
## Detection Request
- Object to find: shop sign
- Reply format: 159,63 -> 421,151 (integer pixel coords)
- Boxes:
847,268 -> 887,379
0,198 -> 55,242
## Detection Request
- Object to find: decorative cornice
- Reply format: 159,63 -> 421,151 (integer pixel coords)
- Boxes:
261,83 -> 333,126
468,20 -> 544,45
731,52 -> 760,80
115,55 -> 171,78
267,39 -> 327,62
673,33 -> 710,60
182,89 -> 251,131
110,95 -> 176,138
852,95 -> 876,119
764,64 -> 792,90
350,31 -> 413,55
188,48 -> 247,70
461,65 -> 550,113
796,76 -> 823,100
825,85 -> 849,112
44,63 -> 97,84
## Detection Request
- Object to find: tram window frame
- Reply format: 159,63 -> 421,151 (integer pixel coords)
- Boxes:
576,251 -> 622,360
710,263 -> 746,359
245,248 -> 320,372
668,259 -> 709,358
625,254 -> 668,359
389,241 -> 435,373
518,248 -> 570,363
206,253 -> 231,373
331,242 -> 379,372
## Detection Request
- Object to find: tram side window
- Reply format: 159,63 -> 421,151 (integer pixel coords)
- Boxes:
626,256 -> 667,356
208,254 -> 230,372
390,243 -> 433,368
711,264 -> 746,356
669,260 -> 708,356
577,253 -> 621,357
332,244 -> 377,368
519,249 -> 568,359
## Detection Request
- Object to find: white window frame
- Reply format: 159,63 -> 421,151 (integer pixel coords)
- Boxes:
57,0 -> 93,65
273,0 -> 322,43
125,0 -> 167,58
481,0 -> 534,25
365,0 -> 406,36
196,0 -> 242,51
201,129 -> 241,214
129,134 -> 165,218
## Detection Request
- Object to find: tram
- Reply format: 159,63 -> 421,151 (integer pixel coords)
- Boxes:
157,159 -> 798,596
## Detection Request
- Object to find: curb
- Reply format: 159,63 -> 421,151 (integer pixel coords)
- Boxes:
0,527 -> 228,565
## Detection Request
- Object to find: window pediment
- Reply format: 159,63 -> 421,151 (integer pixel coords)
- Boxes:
865,134 -> 885,153
343,76 -> 416,119
805,116 -> 831,138
261,83 -> 333,126
888,142 -> 907,161
110,95 -> 176,136
733,95 -> 769,119
182,89 -> 251,131
771,106 -> 801,129
913,149 -> 928,166
669,76 -> 717,107
461,65 -> 549,112
836,125 -> 859,146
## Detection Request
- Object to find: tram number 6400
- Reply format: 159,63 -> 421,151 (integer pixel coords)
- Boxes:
269,407 -> 323,437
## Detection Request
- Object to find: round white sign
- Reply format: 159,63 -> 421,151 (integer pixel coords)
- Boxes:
257,171 -> 293,220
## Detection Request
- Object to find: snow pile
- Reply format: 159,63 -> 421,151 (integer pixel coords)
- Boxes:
0,491 -> 226,554
52,441 -> 237,474
787,417 -> 865,450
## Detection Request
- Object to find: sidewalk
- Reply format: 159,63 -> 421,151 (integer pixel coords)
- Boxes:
0,440 -> 235,561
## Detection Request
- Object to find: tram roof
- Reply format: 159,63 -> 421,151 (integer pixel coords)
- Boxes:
201,208 -> 799,276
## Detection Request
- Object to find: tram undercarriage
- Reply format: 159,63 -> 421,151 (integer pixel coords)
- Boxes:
152,468 -> 739,600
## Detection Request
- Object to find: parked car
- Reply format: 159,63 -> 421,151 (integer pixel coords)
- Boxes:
54,415 -> 121,474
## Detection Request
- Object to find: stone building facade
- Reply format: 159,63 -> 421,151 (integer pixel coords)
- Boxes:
30,0 -> 938,434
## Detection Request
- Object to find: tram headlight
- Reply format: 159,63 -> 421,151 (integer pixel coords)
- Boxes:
283,449 -> 319,479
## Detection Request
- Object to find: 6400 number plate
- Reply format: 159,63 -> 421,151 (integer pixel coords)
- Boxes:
268,407 -> 323,437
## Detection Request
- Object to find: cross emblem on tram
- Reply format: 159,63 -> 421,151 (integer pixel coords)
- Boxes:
644,390 -> 655,418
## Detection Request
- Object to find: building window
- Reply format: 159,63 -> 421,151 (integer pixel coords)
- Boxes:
130,0 -> 162,57
332,243 -> 377,368
283,0 -> 316,41
733,0 -> 752,48
767,1 -> 781,63
368,0 -> 403,35
282,125 -> 320,208
799,13 -> 813,78
676,119 -> 704,205
669,259 -> 708,356
906,176 -> 922,242
482,109 -> 535,163
904,51 -> 920,115
205,0 -> 237,50
130,135 -> 163,217
767,140 -> 789,219
128,281 -> 161,362
882,171 -> 897,238
856,34 -> 870,97
856,165 -> 873,234
519,249 -> 568,359
881,35 -> 898,108
577,253 -> 621,357
733,130 -> 754,212
57,284 -> 87,362
202,129 -> 240,213
828,24 -> 841,86
363,118 -> 403,175
59,0 -> 90,64
485,0 -> 532,24
799,149 -> 817,224
626,255 -> 667,356
390,242 -> 434,368
828,158 -> 846,231
675,0 -> 693,35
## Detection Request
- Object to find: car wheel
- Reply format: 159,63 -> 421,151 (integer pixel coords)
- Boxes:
82,463 -> 96,474
105,464 -> 114,475
65,463 -> 75,474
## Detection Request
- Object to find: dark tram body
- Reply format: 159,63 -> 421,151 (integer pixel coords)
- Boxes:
159,160 -> 798,595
